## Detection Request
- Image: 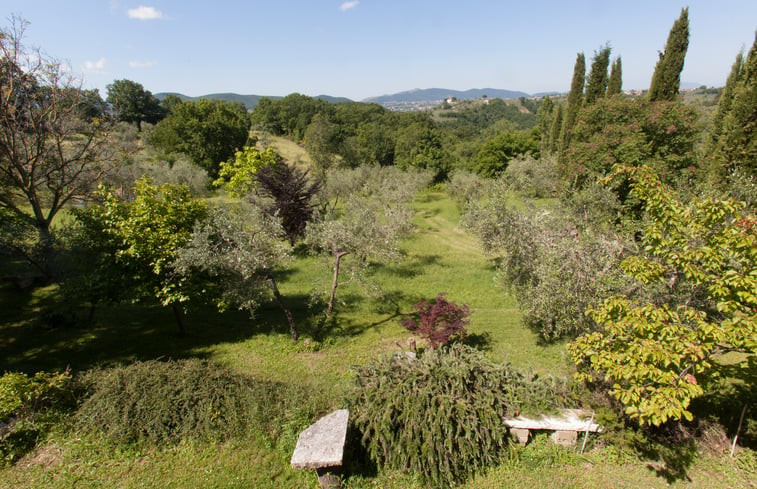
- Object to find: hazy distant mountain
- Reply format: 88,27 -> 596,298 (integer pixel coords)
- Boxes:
154,92 -> 352,110
363,88 -> 530,105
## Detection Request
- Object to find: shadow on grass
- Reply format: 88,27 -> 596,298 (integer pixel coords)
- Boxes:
638,438 -> 697,483
0,281 -> 316,373
371,253 -> 442,279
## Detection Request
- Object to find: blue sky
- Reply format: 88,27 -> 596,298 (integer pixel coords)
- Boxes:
3,1 -> 756,100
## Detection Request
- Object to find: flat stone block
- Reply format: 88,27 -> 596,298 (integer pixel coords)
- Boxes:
551,430 -> 578,447
291,409 -> 349,470
511,428 -> 530,446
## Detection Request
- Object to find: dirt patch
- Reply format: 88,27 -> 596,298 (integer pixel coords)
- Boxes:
16,443 -> 64,470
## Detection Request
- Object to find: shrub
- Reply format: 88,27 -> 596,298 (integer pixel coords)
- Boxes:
77,359 -> 292,446
0,370 -> 74,465
401,293 -> 471,349
348,345 -> 569,488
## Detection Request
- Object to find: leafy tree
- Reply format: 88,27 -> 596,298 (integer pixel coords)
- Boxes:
401,293 -> 471,349
175,205 -> 299,341
149,99 -> 250,178
214,147 -> 322,245
304,112 -> 340,172
74,179 -> 207,334
0,17 -> 112,274
471,130 -> 539,177
569,165 -> 757,426
585,45 -> 612,105
356,121 -> 395,166
394,122 -> 451,181
106,79 -> 165,131
607,57 -> 623,96
306,166 -> 431,331
565,96 -> 698,190
160,93 -> 184,114
250,93 -> 332,140
649,8 -> 689,102
559,52 -> 586,159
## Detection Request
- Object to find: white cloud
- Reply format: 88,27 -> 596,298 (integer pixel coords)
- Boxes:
339,1 -> 359,12
127,6 -> 164,20
129,59 -> 157,68
82,58 -> 107,74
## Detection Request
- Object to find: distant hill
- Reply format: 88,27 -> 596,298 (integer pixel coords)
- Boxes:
364,88 -> 530,105
154,92 -> 352,110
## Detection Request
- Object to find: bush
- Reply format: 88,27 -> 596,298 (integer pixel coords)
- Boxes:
0,370 -> 74,464
401,293 -> 470,349
348,345 -> 569,488
75,359 -> 320,446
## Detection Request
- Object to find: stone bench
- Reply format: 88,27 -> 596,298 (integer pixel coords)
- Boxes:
291,409 -> 349,489
504,409 -> 603,447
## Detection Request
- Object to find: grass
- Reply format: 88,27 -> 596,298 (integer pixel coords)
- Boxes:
1,190 -> 754,488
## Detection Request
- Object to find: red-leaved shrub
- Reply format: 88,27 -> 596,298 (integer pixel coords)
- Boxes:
401,293 -> 471,348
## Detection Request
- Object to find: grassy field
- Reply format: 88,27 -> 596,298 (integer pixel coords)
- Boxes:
1,190 -> 754,488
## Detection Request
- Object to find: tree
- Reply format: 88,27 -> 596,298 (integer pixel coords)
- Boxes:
149,99 -> 250,178
106,79 -> 165,131
569,165 -> 757,426
305,166 -> 431,331
607,57 -> 623,96
559,52 -> 586,159
401,293 -> 471,349
175,204 -> 299,341
649,8 -> 689,102
394,122 -> 451,181
74,179 -> 207,334
214,146 -> 322,245
0,17 -> 112,274
471,130 -> 539,177
585,45 -> 612,105
718,33 -> 757,176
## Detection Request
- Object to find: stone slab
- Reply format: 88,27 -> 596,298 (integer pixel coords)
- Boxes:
291,409 -> 349,470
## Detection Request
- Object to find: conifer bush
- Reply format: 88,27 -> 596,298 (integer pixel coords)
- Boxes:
349,345 -> 566,488
76,359 -> 288,445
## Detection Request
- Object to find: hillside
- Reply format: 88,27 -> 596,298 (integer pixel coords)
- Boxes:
154,92 -> 352,110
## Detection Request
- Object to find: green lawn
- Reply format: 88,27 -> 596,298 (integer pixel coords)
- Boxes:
0,190 -> 753,488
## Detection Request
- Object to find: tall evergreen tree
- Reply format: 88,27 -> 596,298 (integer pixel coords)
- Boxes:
585,45 -> 612,104
720,33 -> 757,175
608,57 -> 623,96
559,52 -> 586,160
710,51 -> 745,146
548,104 -> 563,154
536,96 -> 555,154
649,8 -> 689,101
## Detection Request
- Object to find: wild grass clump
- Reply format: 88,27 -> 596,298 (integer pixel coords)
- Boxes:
348,344 -> 570,488
76,358 -> 323,447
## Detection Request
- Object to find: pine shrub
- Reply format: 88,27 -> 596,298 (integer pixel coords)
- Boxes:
76,359 -> 292,445
348,345 -> 549,488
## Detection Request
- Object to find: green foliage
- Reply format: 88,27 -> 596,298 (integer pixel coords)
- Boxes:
149,99 -> 250,178
564,96 -> 698,190
559,52 -> 585,157
569,165 -> 757,426
251,93 -> 332,140
72,179 -> 207,316
502,155 -> 559,199
214,146 -> 281,198
106,79 -> 165,131
607,57 -> 623,96
463,182 -> 632,341
648,8 -> 689,102
76,359 -> 281,445
585,45 -> 612,105
394,122 -> 451,181
0,370 -> 74,464
348,345 -> 520,487
471,130 -> 539,177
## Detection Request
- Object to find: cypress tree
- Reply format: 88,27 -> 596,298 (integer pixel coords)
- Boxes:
536,96 -> 555,154
548,103 -> 563,154
721,33 -> 757,175
649,8 -> 689,101
585,45 -> 612,104
710,51 -> 745,145
608,57 -> 623,96
559,52 -> 586,159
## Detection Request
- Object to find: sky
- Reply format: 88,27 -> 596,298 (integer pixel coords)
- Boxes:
2,1 -> 756,101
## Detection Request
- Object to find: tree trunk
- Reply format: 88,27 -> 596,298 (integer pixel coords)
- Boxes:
172,303 -> 186,336
317,250 -> 348,333
267,273 -> 298,342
